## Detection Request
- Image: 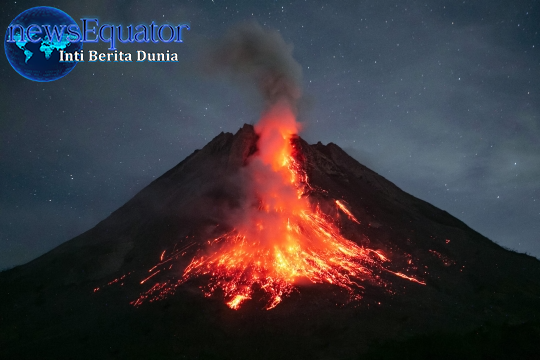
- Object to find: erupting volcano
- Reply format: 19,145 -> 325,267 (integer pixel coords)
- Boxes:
2,23 -> 540,360
117,22 -> 427,310
127,102 -> 425,311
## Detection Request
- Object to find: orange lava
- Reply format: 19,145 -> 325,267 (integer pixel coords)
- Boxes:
391,272 -> 426,285
335,200 -> 360,224
124,102 -> 426,310
174,103 -> 423,310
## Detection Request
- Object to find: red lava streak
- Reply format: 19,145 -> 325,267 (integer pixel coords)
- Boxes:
128,102 -> 425,310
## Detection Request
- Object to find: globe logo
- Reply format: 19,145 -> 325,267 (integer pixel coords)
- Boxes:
4,6 -> 83,82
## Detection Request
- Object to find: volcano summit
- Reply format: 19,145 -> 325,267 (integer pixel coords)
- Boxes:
1,123 -> 540,359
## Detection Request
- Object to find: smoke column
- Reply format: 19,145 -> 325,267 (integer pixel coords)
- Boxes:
212,22 -> 304,243
212,22 -> 302,112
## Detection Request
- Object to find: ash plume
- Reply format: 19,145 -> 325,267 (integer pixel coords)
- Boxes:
211,22 -> 302,111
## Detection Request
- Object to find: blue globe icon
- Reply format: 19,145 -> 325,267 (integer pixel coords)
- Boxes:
4,6 -> 83,82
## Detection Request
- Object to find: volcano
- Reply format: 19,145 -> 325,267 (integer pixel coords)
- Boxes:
2,124 -> 540,359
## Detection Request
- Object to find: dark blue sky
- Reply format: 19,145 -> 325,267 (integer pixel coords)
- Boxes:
1,0 -> 539,269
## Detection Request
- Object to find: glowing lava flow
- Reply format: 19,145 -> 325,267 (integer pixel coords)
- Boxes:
335,200 -> 360,224
173,103 -> 422,310
181,210 -> 390,310
126,103 -> 425,310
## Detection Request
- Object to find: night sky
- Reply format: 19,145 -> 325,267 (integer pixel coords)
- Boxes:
1,0 -> 539,270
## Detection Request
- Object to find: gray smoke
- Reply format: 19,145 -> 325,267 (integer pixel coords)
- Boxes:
212,22 -> 302,110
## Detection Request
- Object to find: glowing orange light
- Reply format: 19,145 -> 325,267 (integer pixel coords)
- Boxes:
227,294 -> 250,310
335,200 -> 360,224
140,270 -> 160,284
127,101 -> 426,310
391,272 -> 426,285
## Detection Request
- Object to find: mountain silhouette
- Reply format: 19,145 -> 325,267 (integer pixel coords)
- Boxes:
1,124 -> 539,359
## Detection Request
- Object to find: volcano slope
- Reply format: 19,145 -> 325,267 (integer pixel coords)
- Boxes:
1,124 -> 540,359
